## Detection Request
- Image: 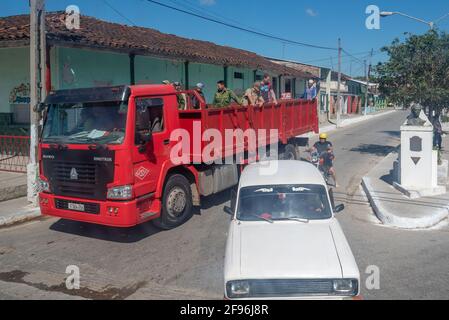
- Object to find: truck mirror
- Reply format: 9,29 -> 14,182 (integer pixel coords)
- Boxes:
137,132 -> 152,153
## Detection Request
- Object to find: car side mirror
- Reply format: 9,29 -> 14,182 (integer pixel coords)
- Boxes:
334,204 -> 345,213
224,206 -> 233,216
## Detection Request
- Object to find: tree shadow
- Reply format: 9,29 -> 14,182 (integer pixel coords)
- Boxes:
350,144 -> 399,156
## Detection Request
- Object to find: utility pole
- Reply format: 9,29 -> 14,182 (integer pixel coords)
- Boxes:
28,0 -> 46,204
363,49 -> 373,116
336,38 -> 342,127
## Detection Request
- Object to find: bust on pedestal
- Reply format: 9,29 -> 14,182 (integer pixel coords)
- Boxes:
393,103 -> 446,199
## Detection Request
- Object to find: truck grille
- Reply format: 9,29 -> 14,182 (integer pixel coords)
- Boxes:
54,162 -> 97,198
42,149 -> 115,201
55,198 -> 100,215
55,162 -> 96,184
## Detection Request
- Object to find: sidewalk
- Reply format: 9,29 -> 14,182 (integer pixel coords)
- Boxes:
362,151 -> 449,229
304,108 -> 397,137
0,197 -> 40,228
0,171 -> 27,202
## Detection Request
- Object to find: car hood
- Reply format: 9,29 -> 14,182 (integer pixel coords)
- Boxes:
237,221 -> 343,279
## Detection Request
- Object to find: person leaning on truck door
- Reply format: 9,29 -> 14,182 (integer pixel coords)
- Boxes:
242,81 -> 265,107
212,80 -> 242,108
260,74 -> 278,104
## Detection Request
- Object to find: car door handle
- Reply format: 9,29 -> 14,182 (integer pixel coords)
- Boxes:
163,139 -> 170,145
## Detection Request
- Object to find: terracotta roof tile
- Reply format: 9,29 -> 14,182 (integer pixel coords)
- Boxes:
0,12 -> 306,77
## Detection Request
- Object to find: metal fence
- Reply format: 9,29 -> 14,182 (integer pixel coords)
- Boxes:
0,136 -> 30,173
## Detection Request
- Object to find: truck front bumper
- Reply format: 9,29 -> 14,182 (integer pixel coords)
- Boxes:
39,192 -> 161,227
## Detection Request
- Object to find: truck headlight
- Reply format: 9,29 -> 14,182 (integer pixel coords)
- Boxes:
107,185 -> 133,200
333,279 -> 358,296
226,281 -> 250,298
38,178 -> 50,193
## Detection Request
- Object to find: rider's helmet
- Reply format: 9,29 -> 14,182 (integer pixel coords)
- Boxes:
319,133 -> 328,140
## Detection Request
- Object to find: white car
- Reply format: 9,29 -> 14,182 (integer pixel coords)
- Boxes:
223,160 -> 360,300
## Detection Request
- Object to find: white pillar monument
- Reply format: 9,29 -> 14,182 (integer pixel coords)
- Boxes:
394,107 -> 446,198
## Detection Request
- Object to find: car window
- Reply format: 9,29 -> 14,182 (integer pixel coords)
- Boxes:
237,184 -> 332,221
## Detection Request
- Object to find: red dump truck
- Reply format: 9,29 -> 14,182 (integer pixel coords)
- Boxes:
38,85 -> 318,229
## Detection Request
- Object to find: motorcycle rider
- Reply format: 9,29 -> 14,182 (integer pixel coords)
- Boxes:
311,133 -> 338,187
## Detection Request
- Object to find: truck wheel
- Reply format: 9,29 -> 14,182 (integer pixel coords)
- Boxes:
282,144 -> 297,160
152,174 -> 193,230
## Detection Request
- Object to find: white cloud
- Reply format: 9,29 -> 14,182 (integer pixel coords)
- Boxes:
306,8 -> 318,17
200,0 -> 216,6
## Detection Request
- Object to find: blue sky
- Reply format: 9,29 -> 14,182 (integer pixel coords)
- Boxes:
2,0 -> 449,76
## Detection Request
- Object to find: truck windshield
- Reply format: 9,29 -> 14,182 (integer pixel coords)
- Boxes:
42,101 -> 128,145
237,184 -> 332,221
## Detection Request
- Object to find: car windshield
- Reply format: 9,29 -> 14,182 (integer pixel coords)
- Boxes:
42,101 -> 127,145
237,184 -> 332,221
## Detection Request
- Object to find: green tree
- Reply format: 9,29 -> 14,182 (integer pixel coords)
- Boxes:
374,30 -> 449,112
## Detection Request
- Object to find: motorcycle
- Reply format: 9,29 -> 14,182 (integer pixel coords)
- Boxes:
309,149 -> 333,186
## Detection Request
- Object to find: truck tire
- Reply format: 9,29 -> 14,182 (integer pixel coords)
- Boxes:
282,144 -> 297,160
152,174 -> 193,230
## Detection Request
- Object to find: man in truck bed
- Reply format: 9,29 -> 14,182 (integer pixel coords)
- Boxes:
212,80 -> 242,108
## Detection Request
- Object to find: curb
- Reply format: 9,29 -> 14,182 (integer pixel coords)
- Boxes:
361,176 -> 449,229
0,207 -> 41,228
0,184 -> 27,202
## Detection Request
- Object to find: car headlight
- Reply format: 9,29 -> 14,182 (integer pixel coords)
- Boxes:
107,185 -> 133,200
226,281 -> 250,298
38,178 -> 50,193
333,279 -> 358,296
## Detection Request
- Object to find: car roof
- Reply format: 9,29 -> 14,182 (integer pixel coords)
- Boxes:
239,160 -> 326,188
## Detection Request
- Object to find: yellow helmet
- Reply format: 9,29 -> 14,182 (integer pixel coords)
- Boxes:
319,133 -> 328,140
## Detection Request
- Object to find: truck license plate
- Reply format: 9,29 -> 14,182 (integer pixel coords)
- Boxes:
68,203 -> 85,212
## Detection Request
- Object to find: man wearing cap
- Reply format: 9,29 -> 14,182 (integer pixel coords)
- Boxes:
192,83 -> 206,109
212,80 -> 242,108
303,79 -> 317,100
243,81 -> 265,107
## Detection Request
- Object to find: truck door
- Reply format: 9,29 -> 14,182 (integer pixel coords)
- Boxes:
132,96 -> 170,197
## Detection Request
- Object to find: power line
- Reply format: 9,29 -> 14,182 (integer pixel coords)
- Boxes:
142,0 -> 338,50
102,0 -> 137,26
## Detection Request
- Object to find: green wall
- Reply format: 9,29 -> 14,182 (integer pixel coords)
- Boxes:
188,62 -> 224,102
135,55 -> 185,86
54,47 -> 130,89
0,45 -> 284,116
0,47 -> 30,114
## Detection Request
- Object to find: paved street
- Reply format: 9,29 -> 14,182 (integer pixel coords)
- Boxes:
1,110 -> 449,299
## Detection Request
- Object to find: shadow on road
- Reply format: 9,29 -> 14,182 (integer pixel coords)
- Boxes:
379,130 -> 401,138
350,144 -> 399,156
49,219 -> 162,243
49,190 -> 232,243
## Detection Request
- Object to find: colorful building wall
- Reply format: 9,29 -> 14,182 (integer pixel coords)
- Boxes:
0,47 -> 30,114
